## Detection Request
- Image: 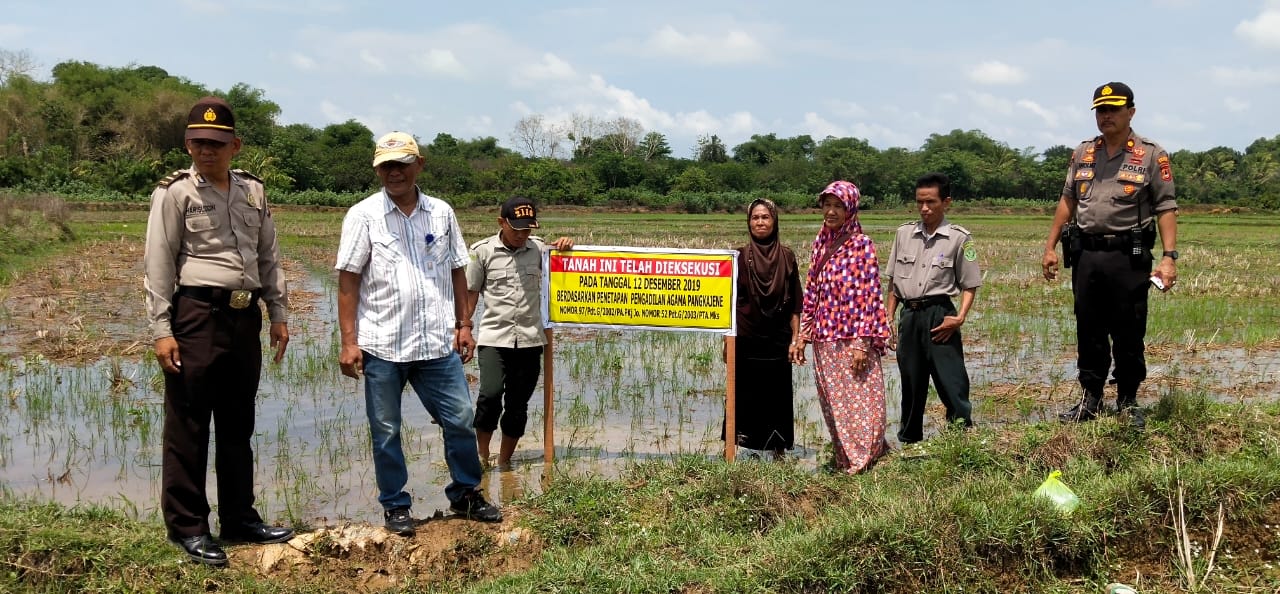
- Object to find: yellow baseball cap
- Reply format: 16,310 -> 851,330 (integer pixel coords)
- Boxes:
372,131 -> 421,167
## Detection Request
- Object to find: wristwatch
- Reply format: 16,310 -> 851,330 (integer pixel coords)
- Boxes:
1162,250 -> 1179,260
455,320 -> 474,329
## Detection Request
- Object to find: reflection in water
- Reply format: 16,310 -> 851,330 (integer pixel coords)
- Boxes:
2,270 -> 1278,530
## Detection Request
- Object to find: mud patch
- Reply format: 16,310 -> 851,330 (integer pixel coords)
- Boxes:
226,514 -> 540,592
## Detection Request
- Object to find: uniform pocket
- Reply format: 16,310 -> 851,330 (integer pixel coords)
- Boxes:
489,270 -> 515,298
242,210 -> 261,228
185,216 -> 219,233
895,254 -> 917,279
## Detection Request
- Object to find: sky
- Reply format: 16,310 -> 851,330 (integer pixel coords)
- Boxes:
3,1 -> 1280,157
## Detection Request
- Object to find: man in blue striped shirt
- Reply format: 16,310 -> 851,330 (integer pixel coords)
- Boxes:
336,131 -> 501,536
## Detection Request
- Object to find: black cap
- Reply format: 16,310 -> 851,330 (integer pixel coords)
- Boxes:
185,96 -> 236,142
1092,82 -> 1134,110
501,197 -> 539,229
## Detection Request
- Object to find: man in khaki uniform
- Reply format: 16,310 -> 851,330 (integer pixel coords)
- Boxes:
144,96 -> 292,566
463,197 -> 572,469
885,172 -> 981,445
1042,82 -> 1179,431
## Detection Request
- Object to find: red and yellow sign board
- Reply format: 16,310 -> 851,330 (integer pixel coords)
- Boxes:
545,246 -> 737,333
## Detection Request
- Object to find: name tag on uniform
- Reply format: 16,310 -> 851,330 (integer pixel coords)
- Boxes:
230,290 -> 253,309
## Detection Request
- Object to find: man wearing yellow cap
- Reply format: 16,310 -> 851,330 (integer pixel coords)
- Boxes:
1042,82 -> 1179,431
144,96 -> 293,566
335,131 -> 501,537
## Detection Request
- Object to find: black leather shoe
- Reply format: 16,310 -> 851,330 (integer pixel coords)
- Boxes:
1058,394 -> 1102,423
220,521 -> 294,544
384,507 -> 415,536
1117,396 -> 1146,431
173,534 -> 227,566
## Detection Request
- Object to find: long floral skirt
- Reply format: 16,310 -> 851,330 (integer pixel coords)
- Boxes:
812,339 -> 888,473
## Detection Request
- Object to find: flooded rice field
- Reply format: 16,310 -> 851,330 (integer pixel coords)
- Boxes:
2,210 -> 1278,533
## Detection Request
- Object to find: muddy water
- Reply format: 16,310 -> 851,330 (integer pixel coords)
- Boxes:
2,270 -> 1278,530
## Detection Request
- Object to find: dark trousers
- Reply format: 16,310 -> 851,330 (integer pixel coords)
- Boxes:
1072,248 -> 1151,397
474,345 -> 544,438
896,301 -> 972,444
161,295 -> 264,539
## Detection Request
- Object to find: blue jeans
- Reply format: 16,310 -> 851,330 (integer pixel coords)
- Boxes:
362,350 -> 482,510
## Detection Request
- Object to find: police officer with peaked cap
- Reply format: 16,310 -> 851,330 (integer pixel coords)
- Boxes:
1042,82 -> 1179,431
143,96 -> 293,565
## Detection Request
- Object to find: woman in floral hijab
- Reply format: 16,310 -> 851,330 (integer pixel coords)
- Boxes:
797,180 -> 891,473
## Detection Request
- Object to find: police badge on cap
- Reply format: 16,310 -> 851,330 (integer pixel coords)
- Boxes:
501,197 -> 539,229
1092,82 -> 1134,109
185,96 -> 236,142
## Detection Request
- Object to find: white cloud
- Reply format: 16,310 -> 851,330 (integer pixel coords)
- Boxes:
643,25 -> 768,65
1224,97 -> 1250,112
1016,99 -> 1060,128
511,53 -> 577,87
1149,113 -> 1205,133
464,115 -> 494,136
968,60 -> 1026,85
801,112 -> 849,139
286,52 -> 317,71
1235,7 -> 1280,49
826,100 -> 868,119
968,91 -> 1016,114
1208,66 -> 1280,86
414,49 -> 466,77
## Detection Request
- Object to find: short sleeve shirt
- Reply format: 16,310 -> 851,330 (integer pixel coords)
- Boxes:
143,167 -> 287,339
885,219 -> 982,301
466,234 -> 547,348
334,189 -> 468,362
1063,130 -> 1177,234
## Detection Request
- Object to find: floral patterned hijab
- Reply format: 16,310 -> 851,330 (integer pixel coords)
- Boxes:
802,180 -> 890,346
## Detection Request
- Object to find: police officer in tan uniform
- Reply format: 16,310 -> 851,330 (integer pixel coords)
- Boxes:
144,96 -> 293,566
885,172 -> 981,445
1043,82 -> 1178,430
463,197 -> 572,470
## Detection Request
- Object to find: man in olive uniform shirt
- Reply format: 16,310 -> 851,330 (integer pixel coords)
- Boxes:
463,197 -> 572,469
1042,82 -> 1179,430
144,96 -> 293,566
885,172 -> 981,444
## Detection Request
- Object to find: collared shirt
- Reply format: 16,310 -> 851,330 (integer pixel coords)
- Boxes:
885,219 -> 982,301
334,189 -> 468,363
143,167 -> 287,340
466,234 -> 547,348
1063,129 -> 1178,234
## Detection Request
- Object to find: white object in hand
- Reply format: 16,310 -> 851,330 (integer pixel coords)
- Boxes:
1149,276 -> 1165,290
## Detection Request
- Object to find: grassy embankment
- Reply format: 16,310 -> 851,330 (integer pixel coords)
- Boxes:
1,201 -> 1278,592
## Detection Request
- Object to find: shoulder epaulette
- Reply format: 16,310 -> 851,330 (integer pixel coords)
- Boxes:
232,169 -> 263,183
949,224 -> 971,236
156,170 -> 190,188
469,236 -> 494,251
898,220 -> 916,228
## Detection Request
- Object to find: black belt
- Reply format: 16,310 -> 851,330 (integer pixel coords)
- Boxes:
176,286 -> 260,310
1080,233 -> 1127,251
900,295 -> 952,311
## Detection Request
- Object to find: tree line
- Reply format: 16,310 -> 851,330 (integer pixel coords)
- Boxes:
2,53 -> 1278,210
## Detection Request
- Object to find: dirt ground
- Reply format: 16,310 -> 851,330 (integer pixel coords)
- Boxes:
226,511 -> 540,592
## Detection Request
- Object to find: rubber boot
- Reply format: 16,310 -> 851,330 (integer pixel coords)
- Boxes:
1116,393 -> 1145,431
1058,392 -> 1102,423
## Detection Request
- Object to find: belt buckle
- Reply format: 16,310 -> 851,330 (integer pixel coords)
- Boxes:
229,290 -> 253,309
